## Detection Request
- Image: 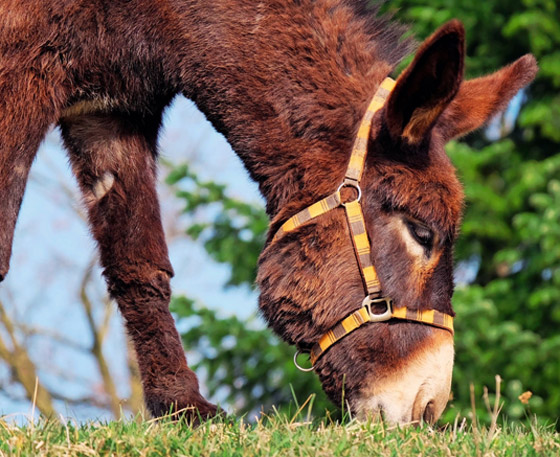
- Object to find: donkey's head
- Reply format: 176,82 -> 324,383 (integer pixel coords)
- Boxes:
258,20 -> 537,424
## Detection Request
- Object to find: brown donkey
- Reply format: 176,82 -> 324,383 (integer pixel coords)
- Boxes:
0,1 -> 536,424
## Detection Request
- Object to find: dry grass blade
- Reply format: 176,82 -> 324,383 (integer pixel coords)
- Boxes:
487,375 -> 503,442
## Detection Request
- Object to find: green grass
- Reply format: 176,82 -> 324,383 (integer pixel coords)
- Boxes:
0,411 -> 558,457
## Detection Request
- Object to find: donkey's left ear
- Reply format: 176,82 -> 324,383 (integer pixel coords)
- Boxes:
385,20 -> 465,145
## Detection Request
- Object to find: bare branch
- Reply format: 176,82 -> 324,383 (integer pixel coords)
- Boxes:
48,391 -> 112,410
13,323 -> 90,353
0,300 -> 57,418
79,257 -> 122,419
98,293 -> 114,345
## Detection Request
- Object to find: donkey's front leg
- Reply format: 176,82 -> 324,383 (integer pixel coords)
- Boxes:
60,111 -> 217,421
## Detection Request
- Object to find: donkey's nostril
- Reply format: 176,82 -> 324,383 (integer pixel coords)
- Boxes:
422,400 -> 436,424
411,393 -> 438,425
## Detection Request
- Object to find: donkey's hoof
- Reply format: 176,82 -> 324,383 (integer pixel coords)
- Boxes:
146,394 -> 219,425
174,402 -> 221,426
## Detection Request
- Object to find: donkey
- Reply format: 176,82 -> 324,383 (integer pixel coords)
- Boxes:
0,0 -> 536,424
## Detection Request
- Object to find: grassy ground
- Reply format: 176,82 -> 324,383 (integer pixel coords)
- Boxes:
0,411 -> 558,457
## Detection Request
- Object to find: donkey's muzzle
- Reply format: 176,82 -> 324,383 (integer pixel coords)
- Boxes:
353,329 -> 454,425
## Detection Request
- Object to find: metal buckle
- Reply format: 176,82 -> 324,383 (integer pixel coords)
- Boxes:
363,296 -> 393,322
337,179 -> 362,206
293,350 -> 314,372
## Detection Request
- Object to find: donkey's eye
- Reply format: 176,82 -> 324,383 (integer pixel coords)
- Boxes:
406,220 -> 434,249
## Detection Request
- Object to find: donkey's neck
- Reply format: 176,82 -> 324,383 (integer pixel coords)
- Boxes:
163,0 -> 410,215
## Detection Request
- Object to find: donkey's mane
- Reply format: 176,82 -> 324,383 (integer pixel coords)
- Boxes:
269,0 -> 415,140
197,0 -> 414,215
339,0 -> 414,66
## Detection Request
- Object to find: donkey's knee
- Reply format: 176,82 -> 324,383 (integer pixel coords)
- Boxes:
104,265 -> 173,318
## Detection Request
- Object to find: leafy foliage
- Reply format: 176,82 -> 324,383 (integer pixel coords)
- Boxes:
168,0 -> 560,425
166,164 -> 268,287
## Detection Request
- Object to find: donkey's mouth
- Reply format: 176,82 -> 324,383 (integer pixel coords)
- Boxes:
353,329 -> 454,425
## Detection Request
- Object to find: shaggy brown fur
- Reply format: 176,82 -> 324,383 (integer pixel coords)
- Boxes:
0,0 -> 537,421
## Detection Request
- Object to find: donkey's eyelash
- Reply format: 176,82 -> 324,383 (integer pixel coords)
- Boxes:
405,220 -> 434,249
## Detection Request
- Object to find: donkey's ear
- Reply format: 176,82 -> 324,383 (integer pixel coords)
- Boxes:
437,54 -> 538,141
385,20 -> 465,145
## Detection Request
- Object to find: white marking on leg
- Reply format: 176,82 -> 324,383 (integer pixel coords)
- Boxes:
60,97 -> 115,119
13,163 -> 28,177
92,171 -> 115,200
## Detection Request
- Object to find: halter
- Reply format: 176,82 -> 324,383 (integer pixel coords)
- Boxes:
270,77 -> 454,371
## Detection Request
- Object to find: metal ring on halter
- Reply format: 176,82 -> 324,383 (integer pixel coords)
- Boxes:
337,179 -> 362,206
362,295 -> 393,322
293,350 -> 314,372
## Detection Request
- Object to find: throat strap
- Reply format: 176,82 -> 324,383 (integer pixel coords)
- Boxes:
272,192 -> 341,242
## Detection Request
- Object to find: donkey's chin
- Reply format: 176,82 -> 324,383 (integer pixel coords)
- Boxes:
353,330 -> 454,425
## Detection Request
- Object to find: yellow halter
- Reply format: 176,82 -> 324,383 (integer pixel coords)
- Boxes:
271,77 -> 454,371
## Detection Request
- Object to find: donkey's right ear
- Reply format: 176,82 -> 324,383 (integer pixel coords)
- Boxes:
437,54 -> 538,141
384,20 -> 465,146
